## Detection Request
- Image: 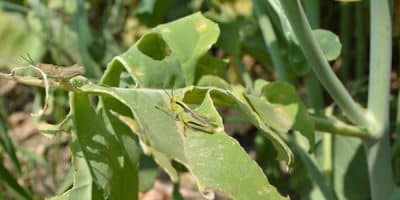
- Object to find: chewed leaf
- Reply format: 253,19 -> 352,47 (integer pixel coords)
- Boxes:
52,93 -> 139,200
245,94 -> 296,134
192,91 -> 224,128
106,12 -> 219,88
230,85 -> 294,166
184,129 -> 288,200
76,83 -> 287,199
262,82 -> 315,151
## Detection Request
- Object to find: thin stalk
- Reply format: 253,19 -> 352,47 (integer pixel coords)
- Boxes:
302,0 -> 332,186
364,0 -> 395,199
232,56 -> 253,90
280,0 -> 372,131
312,115 -> 369,139
355,2 -> 366,80
254,0 -> 289,81
302,0 -> 320,26
305,76 -> 324,113
339,3 -> 352,82
302,0 -> 324,114
321,134 -> 332,185
0,72 -> 77,91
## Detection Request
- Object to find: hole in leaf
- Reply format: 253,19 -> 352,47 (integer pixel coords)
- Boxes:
200,188 -> 215,200
137,33 -> 171,60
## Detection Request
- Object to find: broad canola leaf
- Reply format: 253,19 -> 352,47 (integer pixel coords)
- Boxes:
333,135 -> 370,200
107,12 -> 219,88
51,93 -> 139,200
51,13 -> 299,199
74,83 -> 288,199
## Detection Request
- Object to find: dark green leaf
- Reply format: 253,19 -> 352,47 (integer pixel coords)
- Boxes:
0,161 -> 31,200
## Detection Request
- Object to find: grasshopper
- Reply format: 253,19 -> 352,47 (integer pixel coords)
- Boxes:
156,88 -> 220,134
21,55 -> 85,80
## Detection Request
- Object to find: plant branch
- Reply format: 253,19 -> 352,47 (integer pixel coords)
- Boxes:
279,0 -> 371,129
312,115 -> 369,139
0,72 -> 74,91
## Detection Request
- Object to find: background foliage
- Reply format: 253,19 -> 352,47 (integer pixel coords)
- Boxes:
0,0 -> 399,199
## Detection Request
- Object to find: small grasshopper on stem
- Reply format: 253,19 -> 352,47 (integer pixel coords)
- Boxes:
21,54 -> 85,80
156,88 -> 221,134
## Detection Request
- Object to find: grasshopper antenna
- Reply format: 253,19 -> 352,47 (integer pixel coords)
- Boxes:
20,53 -> 35,66
161,88 -> 172,100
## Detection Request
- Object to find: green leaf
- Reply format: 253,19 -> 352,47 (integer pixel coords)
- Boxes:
261,1 -> 342,76
242,32 -> 272,69
229,85 -> 294,166
0,101 -> 21,173
138,155 -> 158,192
197,75 -> 230,89
0,162 -> 31,200
52,93 -> 139,200
135,0 -> 174,27
53,13 -> 293,198
0,11 -> 44,66
72,83 -> 287,199
291,137 -> 336,200
84,85 -> 186,181
50,137 -> 101,200
182,93 -> 286,199
262,82 -> 315,151
172,183 -> 184,200
245,94 -> 295,134
114,12 -> 219,87
333,135 -> 370,200
195,54 -> 228,82
135,0 -> 158,14
287,41 -> 310,76
313,29 -> 342,61
56,169 -> 73,194
215,21 -> 241,55
185,130 -> 286,199
74,0 -> 101,78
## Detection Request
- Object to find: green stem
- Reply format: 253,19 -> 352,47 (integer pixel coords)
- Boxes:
302,0 -> 320,26
301,0 -> 333,186
0,72 -> 77,91
355,2 -> 366,80
364,1 -> 395,199
232,56 -> 253,90
321,133 -> 332,185
339,3 -> 352,82
254,0 -> 289,82
280,0 -> 371,129
304,76 -> 324,113
312,115 -> 369,139
302,0 -> 324,114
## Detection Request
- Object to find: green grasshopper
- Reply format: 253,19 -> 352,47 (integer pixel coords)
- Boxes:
156,88 -> 221,134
